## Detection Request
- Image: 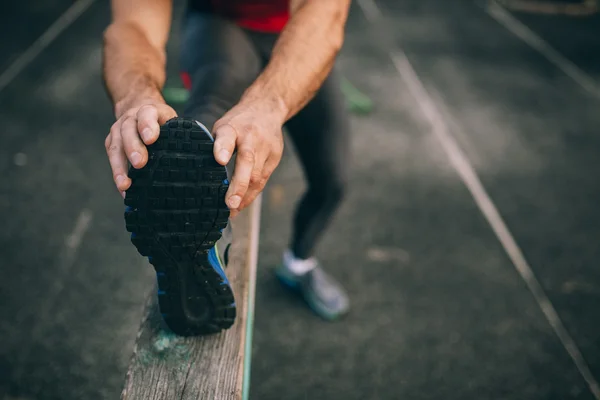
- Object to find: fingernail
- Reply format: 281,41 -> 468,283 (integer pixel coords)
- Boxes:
121,191 -> 126,199
116,175 -> 125,186
218,149 -> 231,162
228,195 -> 241,209
130,152 -> 142,165
141,128 -> 153,142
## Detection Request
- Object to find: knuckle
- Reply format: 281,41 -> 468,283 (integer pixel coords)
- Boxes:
241,124 -> 254,136
250,170 -> 262,184
266,140 -> 282,157
107,144 -> 120,154
235,180 -> 250,193
263,161 -> 278,176
213,119 -> 225,131
274,140 -> 284,154
122,116 -> 135,126
238,149 -> 255,163
105,136 -> 120,154
261,169 -> 272,181
157,103 -> 175,113
270,150 -> 282,163
137,104 -> 155,114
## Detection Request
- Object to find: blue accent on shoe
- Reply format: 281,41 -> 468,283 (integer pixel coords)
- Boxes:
131,232 -> 137,239
208,246 -> 229,284
125,206 -> 133,212
158,290 -> 166,295
275,271 -> 300,290
223,179 -> 229,185
276,266 -> 350,321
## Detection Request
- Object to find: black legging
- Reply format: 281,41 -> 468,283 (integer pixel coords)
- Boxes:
180,9 -> 351,259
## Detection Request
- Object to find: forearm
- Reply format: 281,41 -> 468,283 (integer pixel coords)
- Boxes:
241,0 -> 350,122
102,21 -> 167,118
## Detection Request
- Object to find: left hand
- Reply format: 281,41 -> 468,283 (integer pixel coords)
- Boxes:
212,99 -> 286,217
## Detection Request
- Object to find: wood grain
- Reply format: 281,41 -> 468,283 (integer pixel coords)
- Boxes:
121,199 -> 260,400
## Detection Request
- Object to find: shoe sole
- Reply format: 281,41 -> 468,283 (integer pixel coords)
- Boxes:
124,117 -> 235,336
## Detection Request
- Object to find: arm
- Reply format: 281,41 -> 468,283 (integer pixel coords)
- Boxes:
242,0 -> 351,121
103,0 -> 177,194
214,0 -> 351,214
103,0 -> 171,116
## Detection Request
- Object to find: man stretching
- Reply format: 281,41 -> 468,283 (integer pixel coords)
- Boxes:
103,0 -> 352,336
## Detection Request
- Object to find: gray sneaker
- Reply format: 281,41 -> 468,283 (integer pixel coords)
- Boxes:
275,262 -> 350,320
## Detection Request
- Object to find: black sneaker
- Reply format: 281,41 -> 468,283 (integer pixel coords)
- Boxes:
124,117 -> 235,336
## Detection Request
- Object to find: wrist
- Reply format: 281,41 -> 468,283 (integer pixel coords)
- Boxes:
240,84 -> 289,124
113,78 -> 165,118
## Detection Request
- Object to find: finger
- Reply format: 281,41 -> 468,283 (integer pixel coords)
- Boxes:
156,104 -> 178,125
226,142 -> 255,210
238,187 -> 261,211
239,149 -> 279,210
213,123 -> 237,166
137,105 -> 160,145
262,153 -> 281,179
229,208 -> 240,219
105,121 -> 131,192
121,116 -> 148,169
241,153 -> 279,208
238,153 -> 268,210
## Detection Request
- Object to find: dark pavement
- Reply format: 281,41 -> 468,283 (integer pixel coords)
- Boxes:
0,1 -> 599,399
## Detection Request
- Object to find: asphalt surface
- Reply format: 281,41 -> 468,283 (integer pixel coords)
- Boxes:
0,1 -> 599,399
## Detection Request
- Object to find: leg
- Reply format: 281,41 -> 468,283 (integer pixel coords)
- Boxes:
236,31 -> 351,259
180,10 -> 262,130
285,68 -> 351,260
274,68 -> 351,320
180,10 -> 263,262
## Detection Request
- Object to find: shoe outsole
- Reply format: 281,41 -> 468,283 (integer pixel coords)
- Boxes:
123,117 -> 235,336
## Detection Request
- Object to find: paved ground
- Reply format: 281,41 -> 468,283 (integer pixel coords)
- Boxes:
0,1 -> 599,399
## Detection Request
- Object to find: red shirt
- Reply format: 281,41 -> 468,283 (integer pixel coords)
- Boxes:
210,0 -> 290,33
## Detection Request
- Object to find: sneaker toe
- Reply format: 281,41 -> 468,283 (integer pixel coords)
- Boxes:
302,268 -> 350,320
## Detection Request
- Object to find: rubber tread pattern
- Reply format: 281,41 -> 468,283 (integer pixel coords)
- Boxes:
124,117 -> 234,336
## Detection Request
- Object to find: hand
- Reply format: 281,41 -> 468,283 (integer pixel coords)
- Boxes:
212,99 -> 286,217
105,98 -> 177,197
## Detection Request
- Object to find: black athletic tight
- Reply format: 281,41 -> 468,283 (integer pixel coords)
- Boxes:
180,10 -> 351,260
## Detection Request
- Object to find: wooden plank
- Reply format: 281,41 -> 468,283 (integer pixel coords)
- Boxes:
121,197 -> 261,400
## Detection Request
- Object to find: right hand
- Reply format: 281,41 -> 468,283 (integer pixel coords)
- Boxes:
105,99 -> 177,197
